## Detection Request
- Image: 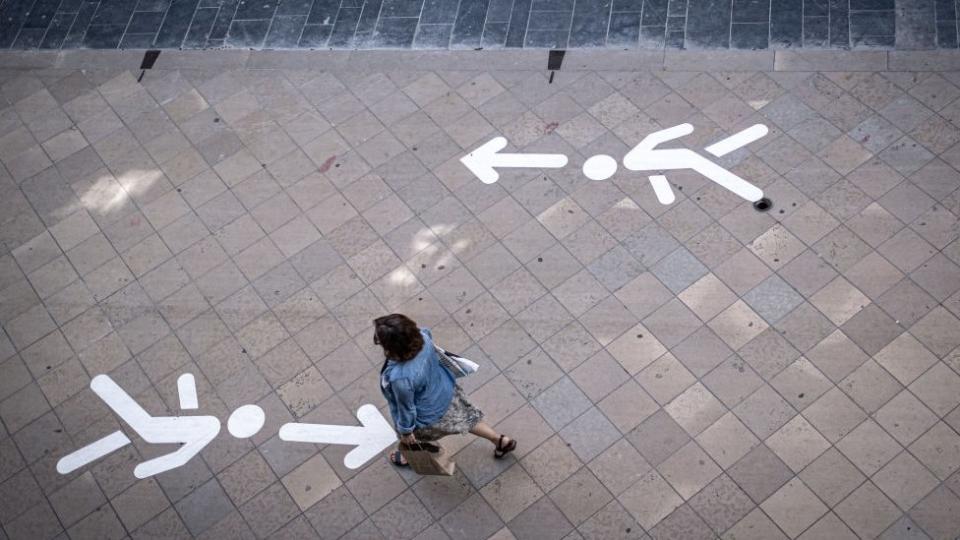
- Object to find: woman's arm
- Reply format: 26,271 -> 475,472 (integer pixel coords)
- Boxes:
390,377 -> 418,436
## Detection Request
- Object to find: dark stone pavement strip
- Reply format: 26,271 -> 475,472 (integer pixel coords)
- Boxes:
0,0 -> 948,50
1,46 -> 960,540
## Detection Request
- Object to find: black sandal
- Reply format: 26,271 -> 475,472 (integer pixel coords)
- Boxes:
494,435 -> 517,459
389,450 -> 409,467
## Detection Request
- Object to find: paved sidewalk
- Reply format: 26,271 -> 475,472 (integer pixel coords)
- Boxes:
1,49 -> 960,539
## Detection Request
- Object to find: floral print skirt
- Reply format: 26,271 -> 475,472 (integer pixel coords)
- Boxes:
413,385 -> 484,441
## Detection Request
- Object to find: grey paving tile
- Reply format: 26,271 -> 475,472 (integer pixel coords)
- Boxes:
175,478 -> 234,536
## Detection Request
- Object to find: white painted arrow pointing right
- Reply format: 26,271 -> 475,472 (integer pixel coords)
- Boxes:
279,404 -> 397,469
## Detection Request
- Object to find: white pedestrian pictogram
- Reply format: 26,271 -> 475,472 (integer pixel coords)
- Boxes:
463,123 -> 769,205
56,373 -> 265,479
279,404 -> 397,469
619,123 -> 767,203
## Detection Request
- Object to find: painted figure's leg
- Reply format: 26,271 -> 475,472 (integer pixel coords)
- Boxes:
132,417 -> 221,478
56,431 -> 132,474
90,375 -> 153,430
689,158 -> 764,202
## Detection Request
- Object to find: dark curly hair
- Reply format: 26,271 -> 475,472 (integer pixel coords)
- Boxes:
373,314 -> 424,362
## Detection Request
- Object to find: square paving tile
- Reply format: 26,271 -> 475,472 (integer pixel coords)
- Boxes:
909,486 -> 960,540
626,409 -> 691,468
841,359 -> 904,416
723,507 -> 788,540
695,411 -> 759,469
760,478 -> 828,538
875,390 -> 938,446
874,451 -> 939,512
837,419 -> 904,477
520,435 -> 582,494
800,447 -> 866,508
910,307 -> 960,358
770,357 -> 832,411
658,441 -> 722,501
841,304 -> 904,356
548,467 -> 613,526
617,469 -> 683,532
636,353 -> 696,406
708,300 -> 768,351
766,415 -> 830,473
835,481 -> 903,540
875,332 -> 938,387
733,385 -> 797,440
727,444 -> 793,505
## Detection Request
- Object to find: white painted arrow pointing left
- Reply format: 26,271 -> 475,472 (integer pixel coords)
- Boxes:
461,137 -> 568,184
279,404 -> 397,469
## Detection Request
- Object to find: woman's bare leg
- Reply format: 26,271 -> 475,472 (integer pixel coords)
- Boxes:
391,424 -> 511,465
470,422 -> 510,446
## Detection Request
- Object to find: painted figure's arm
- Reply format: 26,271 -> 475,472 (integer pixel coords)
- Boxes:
623,123 -> 695,170
633,123 -> 694,151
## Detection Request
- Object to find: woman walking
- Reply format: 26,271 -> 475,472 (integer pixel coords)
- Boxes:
375,313 -> 517,467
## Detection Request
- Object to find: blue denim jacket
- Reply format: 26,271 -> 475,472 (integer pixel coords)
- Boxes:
380,328 -> 455,434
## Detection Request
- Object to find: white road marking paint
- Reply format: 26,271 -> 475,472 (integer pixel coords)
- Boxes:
56,431 -> 131,475
461,137 -> 568,184
228,404 -> 266,439
468,125 -> 767,205
177,373 -> 198,410
56,374 -> 222,478
89,374 -> 222,479
582,154 -> 617,181
705,124 -> 769,157
649,175 -> 676,205
622,123 -> 765,203
279,404 -> 397,469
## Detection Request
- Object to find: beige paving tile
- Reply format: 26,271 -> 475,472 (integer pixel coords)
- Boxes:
520,435 -> 582,493
833,481 -> 902,540
678,273 -> 737,322
658,441 -> 721,500
617,470 -> 683,531
809,277 -> 870,326
708,300 -> 768,350
548,467 -> 613,526
734,384 -> 797,440
909,421 -> 960,481
760,479 -> 828,538
479,464 -> 544,522
664,382 -> 726,437
874,332 -> 939,386
769,357 -> 832,411
840,359 -> 903,414
909,486 -> 960,540
873,451 -> 939,512
837,419 -> 903,476
765,415 -> 830,473
636,352 -> 696,406
604,322 -> 665,376
798,512 -> 859,540
695,411 -> 760,469
874,389 -> 938,446
799,448 -> 865,508
722,507 -> 788,540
